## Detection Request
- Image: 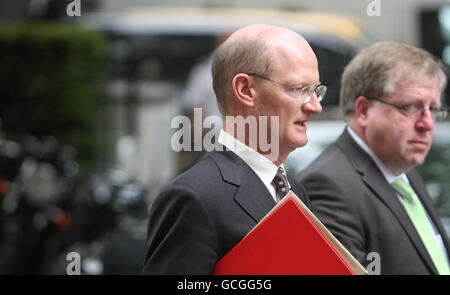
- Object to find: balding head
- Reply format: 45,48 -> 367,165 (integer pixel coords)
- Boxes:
212,24 -> 315,115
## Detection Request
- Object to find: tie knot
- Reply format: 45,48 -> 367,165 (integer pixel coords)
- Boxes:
391,178 -> 416,203
273,167 -> 289,202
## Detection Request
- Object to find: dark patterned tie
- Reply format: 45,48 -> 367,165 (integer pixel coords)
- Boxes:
273,167 -> 289,202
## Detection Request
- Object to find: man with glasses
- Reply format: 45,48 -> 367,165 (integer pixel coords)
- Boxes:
143,24 -> 324,274
297,41 -> 450,274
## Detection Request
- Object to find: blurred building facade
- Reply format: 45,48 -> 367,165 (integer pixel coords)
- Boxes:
98,0 -> 448,46
3,0 -> 447,46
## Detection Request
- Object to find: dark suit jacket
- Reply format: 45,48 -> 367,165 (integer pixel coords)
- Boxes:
142,149 -> 310,274
297,129 -> 450,274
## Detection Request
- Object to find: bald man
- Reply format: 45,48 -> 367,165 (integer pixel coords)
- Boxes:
142,24 -> 325,274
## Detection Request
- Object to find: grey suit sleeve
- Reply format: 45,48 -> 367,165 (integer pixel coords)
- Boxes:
142,184 -> 218,274
300,172 -> 368,267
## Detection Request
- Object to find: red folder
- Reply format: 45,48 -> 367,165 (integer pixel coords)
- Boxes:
213,191 -> 367,275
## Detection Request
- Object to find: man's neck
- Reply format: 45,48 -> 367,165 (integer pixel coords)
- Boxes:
221,126 -> 286,166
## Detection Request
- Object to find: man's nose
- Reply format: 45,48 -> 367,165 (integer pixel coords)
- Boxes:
416,109 -> 434,131
302,94 -> 322,114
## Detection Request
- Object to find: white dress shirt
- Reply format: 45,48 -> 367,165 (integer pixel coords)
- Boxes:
347,126 -> 449,265
218,129 -> 290,203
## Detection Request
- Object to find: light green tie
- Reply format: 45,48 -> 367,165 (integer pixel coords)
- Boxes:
391,178 -> 450,275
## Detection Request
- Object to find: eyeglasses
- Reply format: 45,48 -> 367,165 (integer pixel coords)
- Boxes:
247,73 -> 327,104
366,96 -> 448,121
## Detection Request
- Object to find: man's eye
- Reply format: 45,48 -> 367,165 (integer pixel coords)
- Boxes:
401,104 -> 417,111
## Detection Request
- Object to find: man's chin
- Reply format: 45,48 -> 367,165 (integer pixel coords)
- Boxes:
399,156 -> 426,173
410,151 -> 429,165
291,137 -> 308,149
410,157 -> 426,167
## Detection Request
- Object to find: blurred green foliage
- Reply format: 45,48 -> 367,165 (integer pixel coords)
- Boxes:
0,22 -> 106,172
416,142 -> 450,217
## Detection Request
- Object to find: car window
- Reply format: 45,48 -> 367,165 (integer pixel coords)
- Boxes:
103,31 -> 357,102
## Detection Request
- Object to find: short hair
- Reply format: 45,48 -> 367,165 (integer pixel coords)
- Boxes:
340,41 -> 447,118
211,31 -> 272,115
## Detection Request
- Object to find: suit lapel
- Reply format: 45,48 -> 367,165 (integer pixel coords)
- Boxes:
337,129 -> 439,274
288,175 -> 310,207
234,169 -> 277,223
362,164 -> 438,274
210,149 -> 276,223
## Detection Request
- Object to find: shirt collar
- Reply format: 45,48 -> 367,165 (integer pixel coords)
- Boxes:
218,129 -> 289,188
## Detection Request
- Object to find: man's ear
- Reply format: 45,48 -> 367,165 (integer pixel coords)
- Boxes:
232,73 -> 256,108
354,96 -> 371,127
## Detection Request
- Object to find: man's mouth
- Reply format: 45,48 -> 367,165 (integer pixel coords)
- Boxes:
294,121 -> 306,127
409,139 -> 429,149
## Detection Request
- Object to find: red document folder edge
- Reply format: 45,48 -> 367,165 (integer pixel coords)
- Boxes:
213,191 -> 367,275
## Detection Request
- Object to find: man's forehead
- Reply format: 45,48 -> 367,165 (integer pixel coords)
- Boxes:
386,79 -> 442,106
392,75 -> 442,94
391,65 -> 441,87
269,42 -> 319,79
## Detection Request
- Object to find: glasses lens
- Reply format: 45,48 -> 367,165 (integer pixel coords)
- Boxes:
316,85 -> 327,102
406,104 -> 424,118
300,85 -> 327,104
300,87 -> 314,104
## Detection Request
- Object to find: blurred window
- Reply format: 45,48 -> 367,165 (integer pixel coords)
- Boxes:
105,32 -> 216,85
311,44 -> 354,105
103,31 -> 356,106
419,5 -> 450,106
